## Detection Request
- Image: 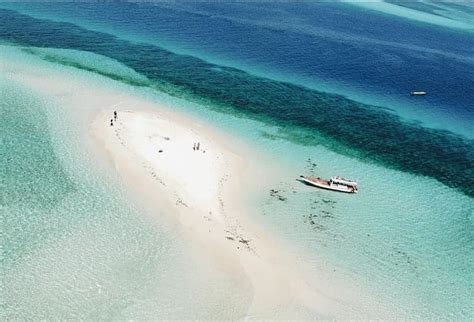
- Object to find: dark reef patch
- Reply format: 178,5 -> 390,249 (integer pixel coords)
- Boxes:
1,9 -> 473,197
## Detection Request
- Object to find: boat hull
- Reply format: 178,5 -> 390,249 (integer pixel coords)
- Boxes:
299,177 -> 357,193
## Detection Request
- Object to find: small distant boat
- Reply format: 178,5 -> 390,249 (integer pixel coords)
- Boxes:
410,91 -> 427,96
299,175 -> 358,193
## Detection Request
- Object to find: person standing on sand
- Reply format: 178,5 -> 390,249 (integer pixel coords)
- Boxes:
114,111 -> 117,120
110,119 -> 113,126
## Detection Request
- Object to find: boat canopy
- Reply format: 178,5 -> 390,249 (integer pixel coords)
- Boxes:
330,176 -> 358,186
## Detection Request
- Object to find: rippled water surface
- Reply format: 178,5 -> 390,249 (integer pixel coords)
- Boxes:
1,2 -> 473,319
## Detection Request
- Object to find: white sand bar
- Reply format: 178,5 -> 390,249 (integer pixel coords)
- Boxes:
109,111 -> 225,219
93,108 -> 352,318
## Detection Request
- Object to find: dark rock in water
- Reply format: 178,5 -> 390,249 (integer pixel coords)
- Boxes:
313,223 -> 326,230
320,210 -> 333,218
322,199 -> 335,204
239,237 -> 250,245
304,158 -> 318,173
269,188 -> 287,201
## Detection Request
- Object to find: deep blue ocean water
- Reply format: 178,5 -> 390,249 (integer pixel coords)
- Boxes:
3,1 -> 473,136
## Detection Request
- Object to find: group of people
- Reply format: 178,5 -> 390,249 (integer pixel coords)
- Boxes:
109,111 -> 118,126
193,142 -> 206,153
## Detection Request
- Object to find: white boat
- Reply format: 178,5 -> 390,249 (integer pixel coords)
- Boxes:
410,91 -> 427,96
299,175 -> 358,193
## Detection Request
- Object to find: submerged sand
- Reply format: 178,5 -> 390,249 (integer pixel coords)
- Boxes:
2,47 -> 400,319
91,102 -> 400,318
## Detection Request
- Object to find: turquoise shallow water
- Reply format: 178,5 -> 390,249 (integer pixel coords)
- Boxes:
1,58 -> 253,319
1,4 -> 473,319
142,77 -> 474,318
